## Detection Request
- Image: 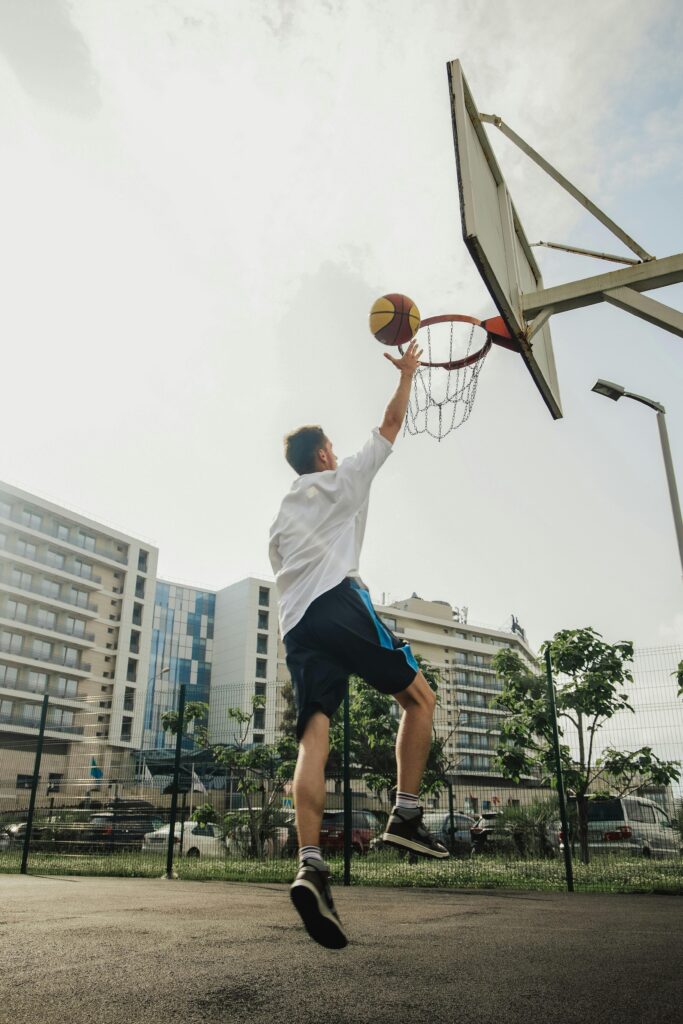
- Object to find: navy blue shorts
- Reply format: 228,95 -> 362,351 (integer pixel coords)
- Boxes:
284,578 -> 419,741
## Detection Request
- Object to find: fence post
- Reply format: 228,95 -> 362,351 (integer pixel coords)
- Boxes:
20,694 -> 50,875
544,649 -> 574,892
165,685 -> 186,880
342,683 -> 352,886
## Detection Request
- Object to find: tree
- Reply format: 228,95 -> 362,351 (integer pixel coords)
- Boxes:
674,659 -> 683,699
492,627 -> 681,864
162,697 -> 297,857
327,655 -> 447,806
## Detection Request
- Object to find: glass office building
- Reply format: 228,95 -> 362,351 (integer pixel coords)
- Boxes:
143,580 -> 215,750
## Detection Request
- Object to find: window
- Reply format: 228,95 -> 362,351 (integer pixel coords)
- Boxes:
16,774 -> 34,789
66,616 -> 85,637
73,558 -> 91,579
55,676 -> 78,698
135,576 -> 145,599
11,568 -> 32,589
252,733 -> 264,745
56,523 -> 70,541
0,664 -> 18,685
625,800 -> 656,824
37,608 -> 56,629
256,634 -> 268,655
138,550 -> 148,573
21,704 -> 41,725
42,579 -> 60,599
130,629 -> 140,653
31,634 -> 52,659
27,672 -> 48,693
62,646 -> 79,667
69,587 -> 88,608
1,631 -> 23,654
132,603 -> 143,626
78,531 -> 96,552
0,500 -> 11,519
124,687 -> 135,712
7,599 -> 28,622
120,719 -> 132,742
257,610 -> 268,630
255,659 -> 267,679
16,538 -> 38,560
253,708 -> 265,731
46,549 -> 65,569
48,773 -> 63,792
258,586 -> 270,607
255,682 -> 266,697
21,510 -> 42,530
127,658 -> 137,682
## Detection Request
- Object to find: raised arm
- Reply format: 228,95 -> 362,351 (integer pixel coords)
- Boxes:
379,339 -> 423,444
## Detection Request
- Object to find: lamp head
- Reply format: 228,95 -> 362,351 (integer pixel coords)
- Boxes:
592,379 -> 625,401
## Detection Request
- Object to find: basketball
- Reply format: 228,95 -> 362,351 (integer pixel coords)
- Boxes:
369,293 -> 421,346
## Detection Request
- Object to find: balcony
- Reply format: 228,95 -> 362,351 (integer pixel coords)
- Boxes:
0,574 -> 99,613
0,609 -> 95,644
0,644 -> 91,674
2,512 -> 129,566
0,710 -> 84,735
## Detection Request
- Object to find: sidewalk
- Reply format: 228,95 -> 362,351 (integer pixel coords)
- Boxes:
1,875 -> 681,1024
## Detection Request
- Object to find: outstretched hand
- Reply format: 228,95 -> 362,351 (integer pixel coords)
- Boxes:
383,338 -> 423,374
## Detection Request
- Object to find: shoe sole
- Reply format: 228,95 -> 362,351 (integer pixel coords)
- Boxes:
381,832 -> 450,859
290,879 -> 348,949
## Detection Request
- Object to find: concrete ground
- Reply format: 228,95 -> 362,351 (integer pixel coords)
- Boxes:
0,875 -> 681,1024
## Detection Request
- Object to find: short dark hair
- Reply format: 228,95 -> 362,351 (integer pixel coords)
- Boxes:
284,425 -> 327,475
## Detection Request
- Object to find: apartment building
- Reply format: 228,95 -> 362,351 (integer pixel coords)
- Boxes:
375,593 -> 543,813
208,577 -> 279,748
0,481 -> 157,799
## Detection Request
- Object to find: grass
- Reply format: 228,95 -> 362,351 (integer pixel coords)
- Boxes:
1,848 -> 681,894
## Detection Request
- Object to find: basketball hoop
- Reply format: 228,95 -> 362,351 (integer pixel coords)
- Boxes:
400,314 -> 515,440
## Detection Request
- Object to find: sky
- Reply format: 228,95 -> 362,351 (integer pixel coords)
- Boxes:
0,0 -> 682,660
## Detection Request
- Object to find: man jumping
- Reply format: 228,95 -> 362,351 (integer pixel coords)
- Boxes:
268,339 -> 448,950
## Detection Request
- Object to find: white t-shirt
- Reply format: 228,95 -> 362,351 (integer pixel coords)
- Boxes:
269,428 -> 393,637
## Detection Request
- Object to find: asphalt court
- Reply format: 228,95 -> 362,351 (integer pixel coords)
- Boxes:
1,875 -> 681,1024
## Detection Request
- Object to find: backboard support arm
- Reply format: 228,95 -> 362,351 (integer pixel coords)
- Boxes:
478,112 -> 653,263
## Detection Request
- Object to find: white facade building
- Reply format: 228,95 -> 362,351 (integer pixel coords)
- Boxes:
0,480 -> 158,798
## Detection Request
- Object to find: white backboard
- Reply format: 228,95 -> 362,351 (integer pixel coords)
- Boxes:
448,59 -> 563,419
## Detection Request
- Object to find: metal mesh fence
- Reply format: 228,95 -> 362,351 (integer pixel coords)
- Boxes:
1,645 -> 681,892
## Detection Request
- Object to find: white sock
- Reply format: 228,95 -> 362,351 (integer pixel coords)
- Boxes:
396,791 -> 420,810
299,844 -> 324,865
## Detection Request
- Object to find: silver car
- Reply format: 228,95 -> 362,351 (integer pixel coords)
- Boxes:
584,796 -> 681,859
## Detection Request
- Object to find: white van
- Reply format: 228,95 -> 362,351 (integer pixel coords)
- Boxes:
584,796 -> 681,859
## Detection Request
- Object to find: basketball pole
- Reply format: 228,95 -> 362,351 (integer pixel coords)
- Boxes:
343,685 -> 352,886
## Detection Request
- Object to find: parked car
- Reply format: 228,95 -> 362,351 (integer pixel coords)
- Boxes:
142,821 -> 227,859
421,811 -> 476,857
471,811 -> 562,858
225,818 -> 290,858
319,809 -> 379,856
576,796 -> 681,859
80,808 -> 165,853
470,812 -> 514,854
1,821 -> 52,850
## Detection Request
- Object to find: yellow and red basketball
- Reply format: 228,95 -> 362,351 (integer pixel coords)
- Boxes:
369,293 -> 421,347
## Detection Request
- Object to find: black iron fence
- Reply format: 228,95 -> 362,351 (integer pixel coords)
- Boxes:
1,645 -> 681,893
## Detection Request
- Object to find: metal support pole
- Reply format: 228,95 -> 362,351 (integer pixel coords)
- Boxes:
21,694 -> 50,875
544,650 -> 574,893
656,411 -> 683,579
343,684 -> 352,886
447,780 -> 456,854
165,685 -> 186,880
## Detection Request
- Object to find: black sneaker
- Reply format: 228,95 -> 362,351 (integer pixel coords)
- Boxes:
382,807 -> 450,859
289,860 -> 348,949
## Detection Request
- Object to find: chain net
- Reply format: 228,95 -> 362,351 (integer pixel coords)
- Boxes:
403,320 -> 490,441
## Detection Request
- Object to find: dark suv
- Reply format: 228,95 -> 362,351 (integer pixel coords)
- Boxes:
81,801 -> 164,854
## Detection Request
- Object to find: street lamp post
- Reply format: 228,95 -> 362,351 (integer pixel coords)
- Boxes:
592,379 -> 683,578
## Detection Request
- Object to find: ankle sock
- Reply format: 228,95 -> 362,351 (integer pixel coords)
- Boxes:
396,791 -> 420,810
299,844 -> 324,866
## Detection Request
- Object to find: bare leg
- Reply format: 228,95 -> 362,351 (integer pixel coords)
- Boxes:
393,671 -> 437,796
293,711 -> 330,849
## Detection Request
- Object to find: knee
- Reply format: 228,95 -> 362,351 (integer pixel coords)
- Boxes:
398,671 -> 437,714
